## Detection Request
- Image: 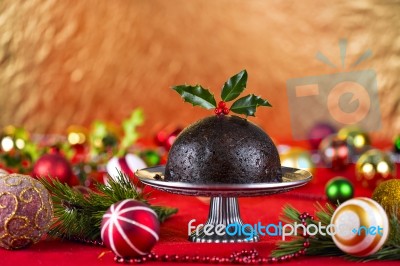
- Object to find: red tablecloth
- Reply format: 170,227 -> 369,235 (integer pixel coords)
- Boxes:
1,164 -> 399,266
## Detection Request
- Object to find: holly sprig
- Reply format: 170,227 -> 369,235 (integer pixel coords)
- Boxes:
172,70 -> 271,117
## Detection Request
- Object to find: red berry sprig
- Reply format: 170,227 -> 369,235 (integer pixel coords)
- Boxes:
299,212 -> 314,248
173,70 -> 271,117
214,101 -> 230,116
114,212 -> 313,265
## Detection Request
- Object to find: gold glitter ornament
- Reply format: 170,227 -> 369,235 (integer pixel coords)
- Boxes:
355,149 -> 396,189
331,197 -> 389,257
0,174 -> 53,250
372,179 -> 400,219
338,126 -> 371,155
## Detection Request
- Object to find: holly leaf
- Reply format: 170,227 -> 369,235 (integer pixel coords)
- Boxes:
172,85 -> 216,109
230,94 -> 272,116
221,70 -> 248,102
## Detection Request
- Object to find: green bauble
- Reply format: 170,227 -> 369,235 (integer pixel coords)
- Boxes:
325,177 -> 354,204
141,150 -> 161,166
394,134 -> 400,153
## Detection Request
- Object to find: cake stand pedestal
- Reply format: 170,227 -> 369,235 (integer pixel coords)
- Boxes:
136,166 -> 312,243
189,196 -> 257,243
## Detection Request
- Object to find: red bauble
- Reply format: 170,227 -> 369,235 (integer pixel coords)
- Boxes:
319,135 -> 350,171
154,128 -> 182,151
70,144 -> 87,163
32,153 -> 73,184
165,129 -> 181,150
101,199 -> 160,258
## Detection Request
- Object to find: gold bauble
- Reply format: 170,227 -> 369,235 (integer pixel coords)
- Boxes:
1,125 -> 30,152
372,179 -> 400,219
355,149 -> 396,189
338,126 -> 370,154
280,147 -> 315,175
331,197 -> 389,257
67,125 -> 88,145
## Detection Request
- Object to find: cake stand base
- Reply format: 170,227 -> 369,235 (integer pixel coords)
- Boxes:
189,197 -> 259,243
136,166 -> 312,243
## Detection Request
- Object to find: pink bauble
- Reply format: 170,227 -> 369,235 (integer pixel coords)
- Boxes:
101,199 -> 160,258
308,123 -> 336,150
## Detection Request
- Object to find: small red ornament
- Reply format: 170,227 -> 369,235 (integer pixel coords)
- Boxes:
154,130 -> 168,147
32,152 -> 73,184
154,128 -> 182,151
319,135 -> 350,171
101,200 -> 160,258
70,144 -> 87,163
164,129 -> 181,151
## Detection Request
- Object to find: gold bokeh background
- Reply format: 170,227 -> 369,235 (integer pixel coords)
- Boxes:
0,0 -> 399,141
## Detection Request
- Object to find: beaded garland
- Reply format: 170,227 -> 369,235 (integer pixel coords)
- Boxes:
112,212 -> 313,264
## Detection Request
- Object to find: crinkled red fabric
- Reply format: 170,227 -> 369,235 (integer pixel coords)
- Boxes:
1,164 -> 399,266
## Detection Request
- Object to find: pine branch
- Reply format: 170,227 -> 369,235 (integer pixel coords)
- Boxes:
39,171 -> 178,242
272,204 -> 341,258
151,205 -> 179,223
272,203 -> 400,261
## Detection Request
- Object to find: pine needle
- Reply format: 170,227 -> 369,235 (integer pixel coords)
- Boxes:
272,203 -> 400,261
39,170 -> 177,242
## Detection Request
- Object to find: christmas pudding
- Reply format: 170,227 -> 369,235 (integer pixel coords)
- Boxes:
164,70 -> 282,184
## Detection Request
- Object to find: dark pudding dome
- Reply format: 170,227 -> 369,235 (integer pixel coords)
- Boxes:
165,115 -> 282,184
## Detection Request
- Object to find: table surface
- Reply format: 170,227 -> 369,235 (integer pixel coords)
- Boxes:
1,164 -> 399,266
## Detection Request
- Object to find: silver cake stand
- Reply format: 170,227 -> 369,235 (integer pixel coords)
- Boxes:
136,166 -> 312,243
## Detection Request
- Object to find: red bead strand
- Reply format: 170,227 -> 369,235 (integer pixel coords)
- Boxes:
113,212 -> 314,264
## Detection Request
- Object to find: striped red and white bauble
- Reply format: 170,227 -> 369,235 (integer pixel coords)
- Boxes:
101,199 -> 160,258
0,168 -> 8,177
331,197 -> 389,257
105,154 -> 147,184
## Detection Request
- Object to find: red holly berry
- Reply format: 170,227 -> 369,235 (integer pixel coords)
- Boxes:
214,108 -> 222,115
223,107 -> 230,115
218,101 -> 226,108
